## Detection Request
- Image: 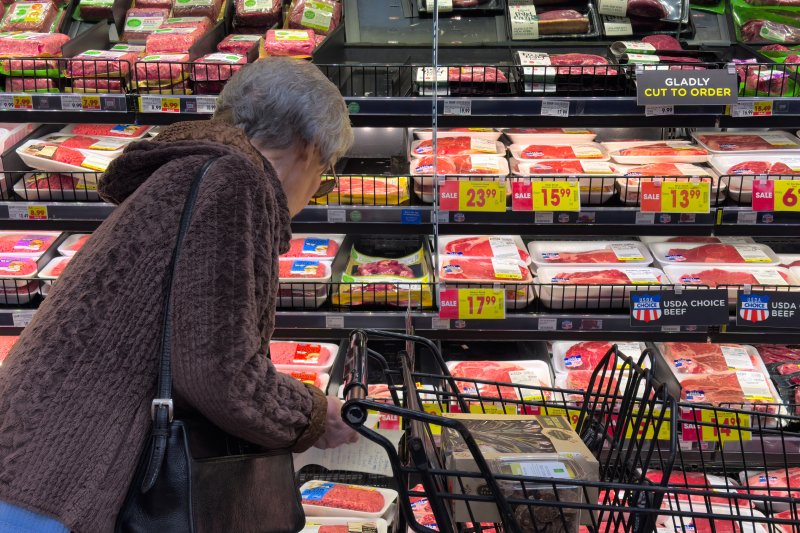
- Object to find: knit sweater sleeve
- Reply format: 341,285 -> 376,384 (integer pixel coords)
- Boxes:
169,155 -> 327,452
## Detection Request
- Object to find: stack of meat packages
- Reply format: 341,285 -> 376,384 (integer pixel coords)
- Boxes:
610,34 -> 710,69
756,344 -> 800,416
277,233 -> 341,308
409,128 -> 509,203
438,235 -> 534,310
551,340 -> 647,397
65,44 -> 146,94
269,339 -> 339,392
514,50 -> 621,95
0,31 -> 69,93
262,0 -> 341,58
0,231 -> 62,305
701,130 -> 800,203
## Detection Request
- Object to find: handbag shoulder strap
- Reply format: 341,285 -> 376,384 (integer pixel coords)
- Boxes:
142,156 -> 219,492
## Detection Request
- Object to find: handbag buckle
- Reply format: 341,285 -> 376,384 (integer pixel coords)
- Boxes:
151,399 -> 174,422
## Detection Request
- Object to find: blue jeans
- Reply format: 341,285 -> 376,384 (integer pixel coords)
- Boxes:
0,500 -> 69,533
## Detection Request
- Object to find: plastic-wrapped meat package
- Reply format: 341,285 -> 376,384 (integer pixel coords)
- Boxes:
286,0 -> 342,36
21,142 -> 111,171
448,360 -> 549,400
121,7 -> 169,42
441,236 -> 530,263
744,467 -> 800,499
646,471 -> 745,506
172,0 -> 222,20
743,68 -> 792,96
412,136 -> 502,157
134,53 -> 190,87
269,341 -> 336,368
132,0 -> 171,8
549,53 -> 618,76
191,52 -> 245,81
0,232 -> 59,256
78,0 -> 114,21
672,268 -> 790,287
70,77 -> 124,93
281,235 -> 341,260
448,66 -> 507,83
300,481 -> 386,513
264,29 -> 315,57
0,57 -> 59,76
440,257 -> 533,283
5,76 -> 55,92
756,345 -> 800,364
0,256 -> 38,278
68,123 -> 151,138
67,49 -> 138,77
742,20 -> 800,44
233,0 -> 280,28
642,34 -> 682,50
145,26 -> 206,53
0,2 -> 58,32
217,33 -> 261,55
661,343 -> 762,375
0,31 -> 68,57
533,8 -> 590,35
161,16 -> 212,31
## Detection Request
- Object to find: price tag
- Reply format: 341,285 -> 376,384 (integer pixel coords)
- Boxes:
751,180 -> 800,212
81,95 -> 102,111
640,181 -> 710,214
8,205 -> 49,220
324,315 -> 344,329
0,94 -> 13,110
196,96 -> 217,114
530,181 -> 580,212
469,403 -> 517,415
443,99 -> 472,116
541,99 -> 569,117
12,310 -> 36,328
624,409 -> 672,441
729,100 -> 773,118
699,409 -> 751,445
12,94 -> 32,110
439,288 -> 506,320
645,105 -> 674,117
139,95 -> 163,113
161,97 -> 180,113
26,205 -> 48,220
61,94 -> 83,111
439,181 -> 506,212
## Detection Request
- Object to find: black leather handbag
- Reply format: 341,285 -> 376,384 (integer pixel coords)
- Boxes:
115,157 -> 306,533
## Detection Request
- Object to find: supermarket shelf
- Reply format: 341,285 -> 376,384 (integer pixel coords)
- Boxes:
720,98 -> 800,128
291,206 -> 434,233
716,207 -> 800,236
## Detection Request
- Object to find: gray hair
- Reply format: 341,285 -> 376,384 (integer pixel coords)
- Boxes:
214,57 -> 353,167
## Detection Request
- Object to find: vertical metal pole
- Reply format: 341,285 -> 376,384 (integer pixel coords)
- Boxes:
431,0 -> 441,307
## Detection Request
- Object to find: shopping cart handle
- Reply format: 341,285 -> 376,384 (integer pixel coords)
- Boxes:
342,330 -> 368,404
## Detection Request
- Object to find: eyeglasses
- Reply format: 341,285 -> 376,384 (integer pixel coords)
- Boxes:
313,166 -> 338,198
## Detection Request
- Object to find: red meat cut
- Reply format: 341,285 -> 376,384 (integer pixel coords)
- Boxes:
768,162 -> 800,174
680,373 -> 768,406
626,0 -> 668,18
548,54 -> 618,76
661,343 -> 759,374
448,66 -> 508,83
70,124 -> 149,138
413,137 -> 495,156
318,526 -> 348,533
760,44 -> 792,51
23,174 -> 83,193
624,163 -> 699,176
550,269 -> 639,284
441,258 -> 532,282
0,335 -> 18,365
696,134 -> 792,152
443,236 -> 530,263
645,471 -> 746,506
617,144 -> 707,157
518,145 -> 601,160
302,483 -> 385,512
741,20 -> 800,43
358,260 -> 413,277
728,161 -> 772,174
543,248 -> 624,264
520,160 -> 585,174
270,341 -> 331,366
665,244 -> 747,263
412,156 -> 458,175
642,34 -> 682,50
743,68 -> 790,96
563,341 -> 613,370
756,344 -> 800,364
745,467 -> 800,499
326,177 -> 402,202
677,269 -> 790,287
565,370 -> 618,394
450,361 -> 530,399
776,362 -> 800,375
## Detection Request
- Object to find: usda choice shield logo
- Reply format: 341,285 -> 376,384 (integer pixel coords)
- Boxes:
739,294 -> 769,323
631,294 -> 662,323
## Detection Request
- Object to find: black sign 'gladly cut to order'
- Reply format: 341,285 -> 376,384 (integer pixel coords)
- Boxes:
636,70 -> 739,106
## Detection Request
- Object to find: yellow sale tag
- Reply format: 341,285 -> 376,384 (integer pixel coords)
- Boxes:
773,180 -> 800,212
625,410 -> 672,441
530,181 -> 580,212
27,205 -> 47,220
81,95 -> 101,110
753,100 -> 773,116
457,288 -> 505,320
469,403 -> 516,415
161,97 -> 180,113
13,95 -> 32,110
660,181 -> 710,214
457,181 -> 506,212
700,409 -> 751,445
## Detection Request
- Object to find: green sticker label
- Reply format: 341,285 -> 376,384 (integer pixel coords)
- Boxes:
301,0 -> 334,32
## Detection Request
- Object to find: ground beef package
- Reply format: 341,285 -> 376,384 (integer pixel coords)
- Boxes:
134,52 -> 189,86
0,56 -> 58,76
145,26 -> 204,52
161,15 -> 211,30
171,0 -> 221,19
190,52 -> 245,81
5,76 -> 55,92
233,0 -> 280,27
78,0 -> 114,21
139,79 -> 191,93
1,1 -> 59,32
0,31 -> 68,57
265,29 -> 315,57
286,0 -> 341,36
70,77 -> 125,92
133,0 -> 171,9
216,33 -> 261,54
67,49 -> 138,77
121,7 -> 169,41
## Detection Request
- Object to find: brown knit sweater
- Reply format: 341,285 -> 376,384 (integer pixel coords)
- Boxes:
0,121 -> 328,533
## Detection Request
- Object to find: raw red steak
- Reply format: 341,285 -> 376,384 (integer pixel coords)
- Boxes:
278,260 -> 328,279
550,269 -> 637,284
450,361 -> 529,399
627,0 -> 668,18
776,362 -> 800,375
414,137 -> 488,156
563,341 -> 613,370
665,244 -> 747,263
642,34 -> 682,50
617,144 -> 707,157
680,373 -> 757,405
661,343 -> 759,374
677,269 -> 789,287
565,370 -> 618,393
282,237 -> 339,259
728,161 -> 772,174
645,471 -> 745,506
270,341 -> 331,366
323,177 -> 402,202
518,145 -> 602,160
542,248 -> 621,264
440,258 -> 532,282
696,134 -> 794,152
535,9 -> 589,35
624,163 -> 700,176
302,483 -> 385,512
771,162 -> 800,174
443,236 -> 530,263
745,467 -> 800,498
318,526 -> 348,533
23,173 -> 83,192
358,260 -> 413,277
548,54 -> 618,76
412,156 -> 458,175
742,20 -> 800,43
755,344 -> 800,364
519,160 -> 585,174
447,66 -> 507,83
760,44 -> 792,51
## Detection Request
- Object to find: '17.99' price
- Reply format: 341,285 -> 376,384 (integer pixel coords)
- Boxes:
439,288 -> 505,320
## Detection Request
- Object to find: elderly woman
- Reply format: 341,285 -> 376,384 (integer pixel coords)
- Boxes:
0,58 -> 356,532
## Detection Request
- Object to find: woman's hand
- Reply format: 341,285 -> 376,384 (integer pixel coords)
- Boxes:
313,396 -> 359,450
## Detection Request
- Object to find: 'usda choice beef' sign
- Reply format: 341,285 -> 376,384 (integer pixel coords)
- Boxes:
637,70 -> 739,106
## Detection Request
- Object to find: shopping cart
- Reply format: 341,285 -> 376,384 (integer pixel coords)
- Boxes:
340,329 -> 677,533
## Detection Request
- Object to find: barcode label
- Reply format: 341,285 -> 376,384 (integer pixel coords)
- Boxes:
645,105 -> 674,117
61,94 -> 83,111
541,100 -> 569,117
195,96 -> 217,114
443,99 -> 472,116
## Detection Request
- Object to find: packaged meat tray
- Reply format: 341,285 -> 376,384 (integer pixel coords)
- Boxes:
278,259 -> 331,308
413,176 -> 510,204
134,54 -> 190,87
664,266 -> 797,304
0,256 -> 39,280
0,31 -> 68,57
410,155 -> 509,176
650,242 -> 780,266
68,78 -> 125,93
552,341 -> 648,373
161,16 -> 213,31
639,236 -> 755,244
438,235 -> 531,264
508,143 -> 609,161
120,7 -> 169,42
658,343 -> 764,375
654,508 -> 769,533
510,160 -> 618,205
277,368 -> 330,391
738,467 -> 800,513
528,241 -> 653,268
13,172 -> 99,202
0,231 -> 59,257
233,0 -> 281,28
281,234 -> 343,261
0,57 -> 59,76
446,359 -> 553,402
57,233 -> 90,256
16,140 -> 113,174
66,49 -> 138,78
268,340 -> 338,372
646,471 -> 747,507
286,0 -> 341,36
309,176 -> 410,206
534,266 -> 667,310
4,77 -> 55,92
439,257 -> 534,309
780,254 -> 800,269
507,6 -> 596,39
692,131 -> 800,153
410,137 -> 506,158
502,127 -> 597,145
608,141 -> 710,164
216,34 -> 262,55
78,0 -> 115,20
171,0 -> 222,19
618,162 -> 714,177
264,29 -> 315,58
299,481 -> 397,519
414,128 -> 502,142
709,154 -> 800,203
60,123 -> 152,139
300,517 -> 388,533
334,246 -> 434,308
38,133 -> 130,156
0,281 -> 38,305
190,53 -> 246,81
414,66 -> 511,96
0,1 -> 59,33
38,255 -> 71,279
145,26 -> 205,53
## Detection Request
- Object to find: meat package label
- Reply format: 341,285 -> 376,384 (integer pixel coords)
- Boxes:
487,237 -> 523,260
759,133 -> 799,147
630,289 -> 729,326
737,291 -> 800,328
509,5 -> 539,40
721,345 -> 755,370
289,260 -> 321,276
736,371 -> 774,401
470,137 -> 498,153
302,238 -> 331,255
124,16 -> 165,32
424,0 -> 453,11
734,245 -> 772,263
301,1 -> 335,32
598,0 -> 627,18
610,243 -> 646,261
602,16 -> 633,36
508,460 -> 575,479
491,258 -> 523,280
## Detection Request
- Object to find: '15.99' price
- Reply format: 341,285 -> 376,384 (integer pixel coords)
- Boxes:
640,180 -> 711,214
